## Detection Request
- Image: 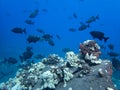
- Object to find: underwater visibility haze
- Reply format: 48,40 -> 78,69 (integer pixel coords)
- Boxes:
0,0 -> 120,90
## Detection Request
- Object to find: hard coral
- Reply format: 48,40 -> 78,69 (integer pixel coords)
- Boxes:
80,40 -> 101,58
80,40 -> 102,65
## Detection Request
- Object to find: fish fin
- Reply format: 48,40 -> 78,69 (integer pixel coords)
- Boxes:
104,37 -> 109,42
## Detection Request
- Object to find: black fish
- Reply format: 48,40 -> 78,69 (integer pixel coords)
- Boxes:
73,13 -> 77,18
11,27 -> 26,34
19,46 -> 33,62
111,58 -> 120,70
108,44 -> 114,50
48,39 -> 55,46
42,9 -> 48,12
36,28 -> 45,34
27,35 -> 40,43
108,51 -> 119,57
69,28 -> 76,32
25,19 -> 34,25
62,48 -> 72,53
34,54 -> 45,59
1,57 -> 18,64
90,31 -> 109,42
42,34 -> 53,41
56,34 -> 61,40
78,23 -> 90,31
86,15 -> 99,24
29,9 -> 39,18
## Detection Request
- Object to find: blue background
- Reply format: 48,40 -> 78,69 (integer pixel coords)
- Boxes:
0,0 -> 120,88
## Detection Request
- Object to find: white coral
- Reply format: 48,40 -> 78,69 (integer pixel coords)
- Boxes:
65,51 -> 79,67
40,70 -> 58,89
63,68 -> 73,87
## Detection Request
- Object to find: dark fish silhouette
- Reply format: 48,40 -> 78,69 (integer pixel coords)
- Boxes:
62,48 -> 72,53
73,13 -> 77,18
42,9 -> 48,12
48,39 -> 55,46
36,28 -> 45,34
11,27 -> 26,34
27,35 -> 40,43
99,44 -> 106,49
25,19 -> 34,25
69,28 -> 76,32
0,57 -> 18,64
78,23 -> 90,31
90,31 -> 109,42
108,44 -> 114,50
34,54 -> 45,59
86,15 -> 99,24
29,9 -> 39,18
111,58 -> 120,70
108,51 -> 119,57
56,34 -> 61,40
19,46 -> 33,62
42,34 -> 53,41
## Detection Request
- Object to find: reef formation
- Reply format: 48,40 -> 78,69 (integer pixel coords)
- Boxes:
0,40 -> 117,90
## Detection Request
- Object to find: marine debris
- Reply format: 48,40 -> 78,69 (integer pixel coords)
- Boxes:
0,40 -> 117,90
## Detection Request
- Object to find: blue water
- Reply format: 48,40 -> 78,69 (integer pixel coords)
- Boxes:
0,0 -> 120,89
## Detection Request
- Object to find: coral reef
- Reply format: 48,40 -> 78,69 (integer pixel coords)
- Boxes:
0,40 -> 117,90
80,40 -> 102,65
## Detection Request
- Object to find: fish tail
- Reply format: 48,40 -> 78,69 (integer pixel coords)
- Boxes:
104,37 -> 109,42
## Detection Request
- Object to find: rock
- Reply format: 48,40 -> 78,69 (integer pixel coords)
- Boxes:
55,60 -> 117,90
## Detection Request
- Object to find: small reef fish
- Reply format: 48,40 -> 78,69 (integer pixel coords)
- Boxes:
34,54 -> 45,59
108,51 -> 119,57
11,27 -> 26,34
69,28 -> 76,32
73,13 -> 77,18
19,46 -> 33,62
86,15 -> 99,24
27,35 -> 40,43
111,58 -> 120,70
62,48 -> 72,53
78,22 -> 90,31
29,9 -> 39,18
56,34 -> 61,40
25,19 -> 34,25
90,31 -> 109,42
48,39 -> 55,46
0,57 -> 18,64
36,28 -> 45,34
42,34 -> 53,41
108,44 -> 114,50
42,9 -> 48,12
